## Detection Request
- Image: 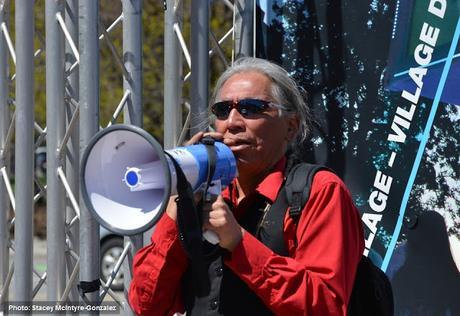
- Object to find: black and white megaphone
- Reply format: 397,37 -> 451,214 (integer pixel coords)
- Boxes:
80,124 -> 237,236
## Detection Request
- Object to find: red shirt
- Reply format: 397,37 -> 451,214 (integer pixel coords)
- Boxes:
129,157 -> 364,315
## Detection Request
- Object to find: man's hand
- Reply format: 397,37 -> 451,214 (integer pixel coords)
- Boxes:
185,131 -> 224,146
203,195 -> 244,251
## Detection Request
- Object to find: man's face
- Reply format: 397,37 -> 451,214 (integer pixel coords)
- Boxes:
214,71 -> 296,177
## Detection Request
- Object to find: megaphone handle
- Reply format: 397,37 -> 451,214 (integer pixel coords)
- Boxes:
203,230 -> 220,245
202,180 -> 222,245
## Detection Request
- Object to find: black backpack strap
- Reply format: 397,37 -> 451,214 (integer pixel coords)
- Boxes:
284,163 -> 329,221
257,162 -> 329,256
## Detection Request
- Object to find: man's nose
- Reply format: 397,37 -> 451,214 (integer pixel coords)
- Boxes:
226,108 -> 245,130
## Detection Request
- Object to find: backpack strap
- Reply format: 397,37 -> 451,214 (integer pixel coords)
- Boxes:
284,163 -> 329,221
257,162 -> 329,256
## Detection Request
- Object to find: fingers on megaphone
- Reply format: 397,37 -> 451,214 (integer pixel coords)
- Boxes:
184,131 -> 205,146
166,193 -> 210,222
202,195 -> 230,226
203,131 -> 224,142
185,131 -> 224,146
201,194 -> 218,227
201,196 -> 221,245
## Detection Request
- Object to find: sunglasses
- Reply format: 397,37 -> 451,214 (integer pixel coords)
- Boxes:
211,98 -> 284,120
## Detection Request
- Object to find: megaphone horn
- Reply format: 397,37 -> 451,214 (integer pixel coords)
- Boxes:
80,124 -> 237,236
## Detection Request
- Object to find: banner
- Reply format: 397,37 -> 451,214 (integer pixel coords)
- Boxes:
256,0 -> 460,314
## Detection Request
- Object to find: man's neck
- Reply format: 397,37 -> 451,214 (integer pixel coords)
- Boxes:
234,171 -> 268,203
233,154 -> 287,202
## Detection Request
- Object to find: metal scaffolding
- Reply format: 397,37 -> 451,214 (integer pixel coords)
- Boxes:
0,0 -> 248,314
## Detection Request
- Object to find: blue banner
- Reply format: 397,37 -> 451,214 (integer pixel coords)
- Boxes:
256,0 -> 460,314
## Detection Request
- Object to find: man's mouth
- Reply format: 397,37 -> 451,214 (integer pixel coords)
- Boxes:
223,137 -> 251,150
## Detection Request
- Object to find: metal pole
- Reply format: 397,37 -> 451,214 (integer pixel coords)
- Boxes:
121,0 -> 142,314
233,0 -> 254,59
46,0 -> 66,300
0,0 -> 10,300
190,0 -> 209,136
14,0 -> 34,305
122,0 -> 142,127
79,0 -> 100,307
164,0 -> 182,149
65,0 -> 80,302
160,0 -> 183,264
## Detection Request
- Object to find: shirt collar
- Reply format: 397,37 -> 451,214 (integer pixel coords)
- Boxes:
254,156 -> 287,203
222,156 -> 287,205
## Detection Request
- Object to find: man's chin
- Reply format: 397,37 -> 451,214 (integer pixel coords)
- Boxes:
235,156 -> 250,167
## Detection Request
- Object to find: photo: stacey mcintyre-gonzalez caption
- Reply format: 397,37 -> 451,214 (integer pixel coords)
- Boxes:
2,302 -> 120,314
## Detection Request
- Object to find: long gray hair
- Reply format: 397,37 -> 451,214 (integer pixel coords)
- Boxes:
210,57 -> 313,147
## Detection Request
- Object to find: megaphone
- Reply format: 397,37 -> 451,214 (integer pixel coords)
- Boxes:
80,124 -> 237,236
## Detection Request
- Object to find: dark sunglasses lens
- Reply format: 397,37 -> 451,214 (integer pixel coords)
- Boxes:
212,99 -> 270,119
212,101 -> 231,119
238,99 -> 268,117
239,99 -> 267,108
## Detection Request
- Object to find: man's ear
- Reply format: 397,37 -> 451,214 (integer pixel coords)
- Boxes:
286,115 -> 300,142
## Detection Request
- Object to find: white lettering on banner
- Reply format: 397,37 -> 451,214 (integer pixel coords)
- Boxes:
428,0 -> 446,19
408,67 -> 427,89
362,2 -> 446,256
369,190 -> 387,213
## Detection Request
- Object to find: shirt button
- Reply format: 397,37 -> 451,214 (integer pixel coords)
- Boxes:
215,266 -> 223,276
210,299 -> 219,310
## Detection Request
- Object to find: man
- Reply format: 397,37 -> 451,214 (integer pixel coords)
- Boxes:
129,57 -> 364,315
